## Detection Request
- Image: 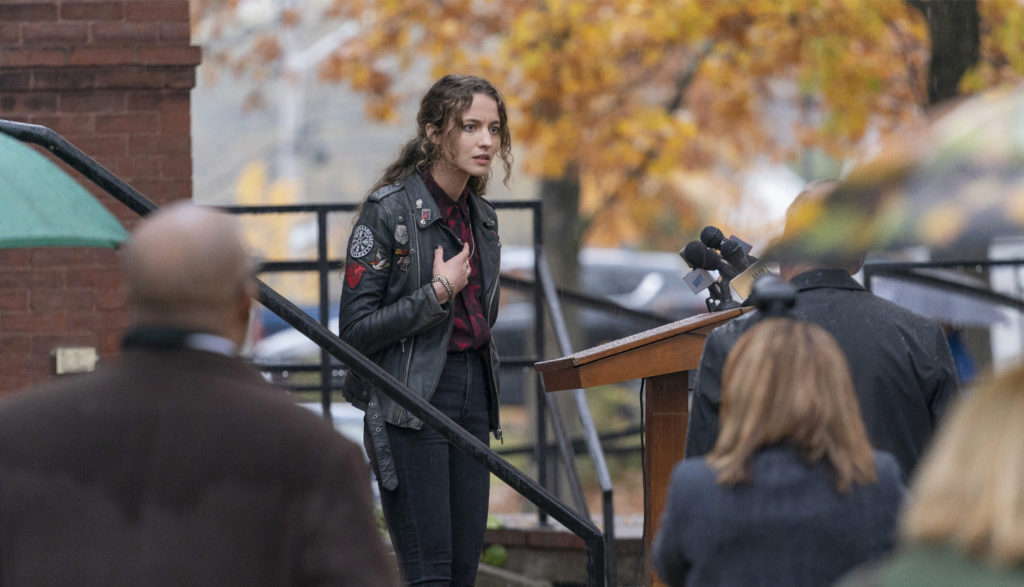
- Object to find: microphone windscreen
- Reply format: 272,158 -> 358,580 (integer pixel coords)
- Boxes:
700,226 -> 725,249
680,241 -> 710,269
719,238 -> 750,270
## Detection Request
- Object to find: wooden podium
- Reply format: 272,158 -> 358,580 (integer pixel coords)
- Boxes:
534,307 -> 751,586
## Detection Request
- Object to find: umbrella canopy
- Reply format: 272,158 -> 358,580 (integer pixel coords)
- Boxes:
768,83 -> 1024,264
0,131 -> 128,249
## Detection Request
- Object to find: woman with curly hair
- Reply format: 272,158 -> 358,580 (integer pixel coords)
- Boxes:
338,74 -> 512,586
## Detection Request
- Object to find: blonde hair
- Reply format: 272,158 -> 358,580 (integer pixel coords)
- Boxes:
707,318 -> 877,492
901,363 -> 1024,565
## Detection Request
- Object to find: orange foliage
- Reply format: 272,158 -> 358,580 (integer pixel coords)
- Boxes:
193,0 -> 1024,248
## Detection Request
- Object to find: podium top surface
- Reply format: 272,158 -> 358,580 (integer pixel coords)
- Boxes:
534,307 -> 751,391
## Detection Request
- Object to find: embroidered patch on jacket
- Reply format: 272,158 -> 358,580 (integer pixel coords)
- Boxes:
349,225 -> 374,259
345,262 -> 367,288
370,249 -> 390,271
396,254 -> 412,271
394,224 -> 409,245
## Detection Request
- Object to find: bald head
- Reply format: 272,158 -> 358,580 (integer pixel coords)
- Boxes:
122,202 -> 255,342
784,179 -> 839,223
780,179 -> 865,280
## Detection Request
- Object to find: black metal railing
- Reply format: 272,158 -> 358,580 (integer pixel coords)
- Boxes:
863,260 -> 1024,313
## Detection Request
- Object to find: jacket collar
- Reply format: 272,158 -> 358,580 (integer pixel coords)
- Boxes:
122,327 -> 238,356
406,172 -> 493,230
404,173 -> 445,230
465,188 -> 497,230
789,268 -> 865,293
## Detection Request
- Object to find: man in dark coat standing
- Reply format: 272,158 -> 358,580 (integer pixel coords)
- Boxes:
0,202 -> 397,586
686,181 -> 960,479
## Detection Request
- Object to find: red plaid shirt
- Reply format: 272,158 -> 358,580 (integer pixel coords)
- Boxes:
423,173 -> 491,351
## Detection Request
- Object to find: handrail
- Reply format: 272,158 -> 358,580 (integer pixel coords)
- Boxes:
0,120 -> 158,217
0,118 -> 607,586
220,202 -> 352,412
537,250 -> 619,586
863,261 -> 1024,312
500,273 -> 675,328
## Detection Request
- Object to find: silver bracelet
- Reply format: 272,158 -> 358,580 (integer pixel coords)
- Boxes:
432,274 -> 454,302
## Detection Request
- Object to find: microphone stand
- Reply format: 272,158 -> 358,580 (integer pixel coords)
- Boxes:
705,281 -> 741,312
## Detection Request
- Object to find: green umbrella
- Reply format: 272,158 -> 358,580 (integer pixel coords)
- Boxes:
0,131 -> 128,249
767,82 -> 1024,264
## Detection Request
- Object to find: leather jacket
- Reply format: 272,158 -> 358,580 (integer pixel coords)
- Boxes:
338,173 -> 502,489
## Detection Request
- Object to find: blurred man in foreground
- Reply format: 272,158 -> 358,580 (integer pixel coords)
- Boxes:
686,181 -> 959,480
0,202 -> 396,586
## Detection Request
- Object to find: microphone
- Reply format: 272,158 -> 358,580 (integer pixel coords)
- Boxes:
719,238 -> 751,271
699,225 -> 725,250
678,242 -> 716,296
680,241 -> 742,312
704,224 -> 759,270
680,241 -> 740,280
698,226 -> 771,301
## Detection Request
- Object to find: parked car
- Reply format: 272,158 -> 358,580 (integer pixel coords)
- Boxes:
297,400 -> 364,449
495,246 -> 707,351
252,315 -> 339,364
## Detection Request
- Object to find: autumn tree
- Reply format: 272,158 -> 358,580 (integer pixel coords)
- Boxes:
192,0 -> 1023,294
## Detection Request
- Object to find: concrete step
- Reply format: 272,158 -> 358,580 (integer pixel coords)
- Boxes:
483,512 -> 648,586
477,563 -> 554,587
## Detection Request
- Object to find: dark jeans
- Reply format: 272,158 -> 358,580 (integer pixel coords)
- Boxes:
377,350 -> 491,587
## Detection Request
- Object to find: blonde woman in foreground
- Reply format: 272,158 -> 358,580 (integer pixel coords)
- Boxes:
653,318 -> 905,587
838,363 -> 1024,586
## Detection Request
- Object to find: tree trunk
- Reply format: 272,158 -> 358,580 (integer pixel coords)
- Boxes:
533,168 -> 586,505
539,166 -> 583,295
907,0 -> 980,104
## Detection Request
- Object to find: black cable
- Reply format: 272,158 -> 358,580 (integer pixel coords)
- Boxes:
633,378 -> 647,586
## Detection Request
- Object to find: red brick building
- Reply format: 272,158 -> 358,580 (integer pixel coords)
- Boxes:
0,0 -> 200,392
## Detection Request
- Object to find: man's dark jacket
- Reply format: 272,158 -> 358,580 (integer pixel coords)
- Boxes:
686,269 -> 959,478
0,345 -> 396,587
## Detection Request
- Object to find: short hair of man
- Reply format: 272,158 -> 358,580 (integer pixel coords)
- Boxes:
900,362 -> 1024,565
707,318 -> 878,492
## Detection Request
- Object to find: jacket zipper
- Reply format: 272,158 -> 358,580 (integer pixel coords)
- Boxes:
485,265 -> 499,322
402,200 -> 419,385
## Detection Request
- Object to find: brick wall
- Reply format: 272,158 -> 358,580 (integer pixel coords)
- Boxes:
0,0 -> 200,392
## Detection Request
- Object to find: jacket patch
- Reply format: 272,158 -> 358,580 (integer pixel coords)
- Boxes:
345,261 -> 367,288
394,224 -> 409,245
370,249 -> 390,271
349,225 -> 374,259
396,255 -> 411,271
